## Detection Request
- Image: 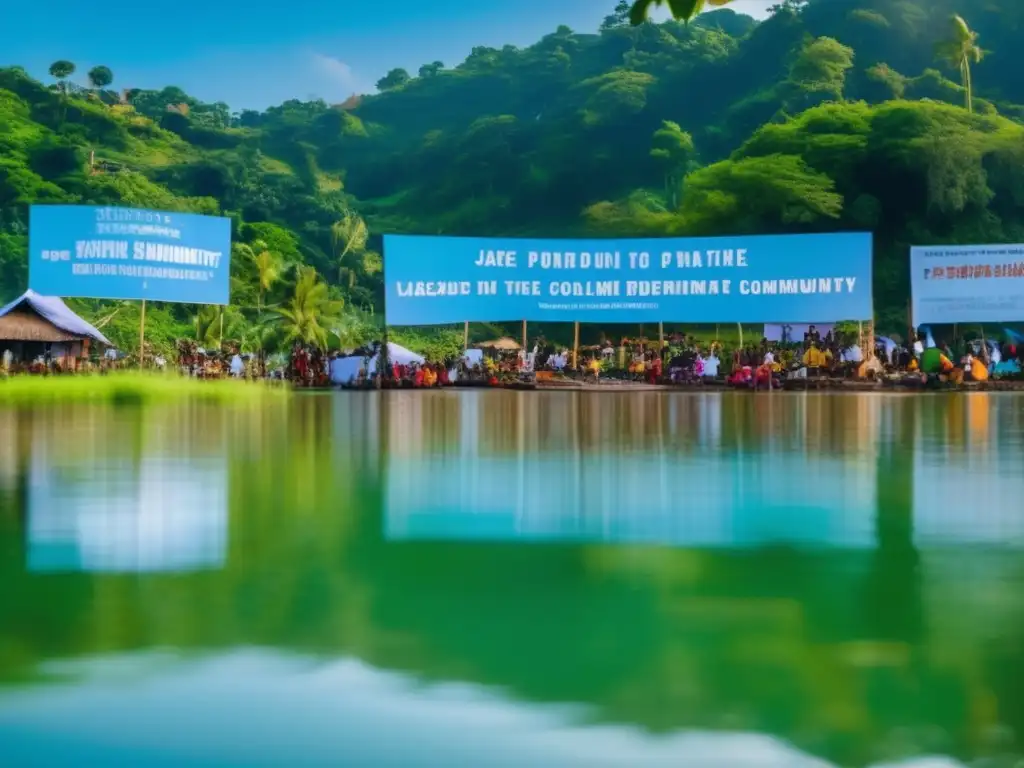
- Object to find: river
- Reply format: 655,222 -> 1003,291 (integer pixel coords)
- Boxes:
0,391 -> 1022,767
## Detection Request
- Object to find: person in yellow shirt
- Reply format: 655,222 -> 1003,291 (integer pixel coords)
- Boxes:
802,343 -> 826,374
971,356 -> 989,382
822,346 -> 834,373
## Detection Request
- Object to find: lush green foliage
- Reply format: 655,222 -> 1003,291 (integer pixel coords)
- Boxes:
0,372 -> 285,404
3,0 -> 1024,348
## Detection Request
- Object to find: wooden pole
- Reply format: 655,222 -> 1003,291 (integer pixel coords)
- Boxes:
463,321 -> 469,350
737,323 -> 743,348
572,322 -> 580,370
521,320 -> 527,351
658,321 -> 664,350
218,308 -> 224,352
138,299 -> 146,368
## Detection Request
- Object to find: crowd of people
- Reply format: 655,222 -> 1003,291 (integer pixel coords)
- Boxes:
7,327 -> 1021,391
312,326 -> 1024,390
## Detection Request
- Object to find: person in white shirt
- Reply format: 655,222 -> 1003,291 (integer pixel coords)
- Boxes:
230,353 -> 244,378
703,352 -> 720,378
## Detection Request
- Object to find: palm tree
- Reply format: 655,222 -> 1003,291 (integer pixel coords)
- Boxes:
251,245 -> 283,315
628,0 -> 735,25
275,266 -> 344,350
936,14 -> 984,113
240,322 -> 278,377
193,305 -> 247,351
48,60 -> 75,93
331,211 -> 369,288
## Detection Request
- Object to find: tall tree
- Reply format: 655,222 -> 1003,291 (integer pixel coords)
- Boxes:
787,37 -> 855,106
418,61 -> 444,78
48,60 -> 75,94
628,0 -> 735,25
87,65 -> 114,90
331,211 -> 369,288
650,120 -> 694,209
275,266 -> 344,350
252,244 -> 283,316
936,14 -> 984,113
376,68 -> 410,91
600,0 -> 632,31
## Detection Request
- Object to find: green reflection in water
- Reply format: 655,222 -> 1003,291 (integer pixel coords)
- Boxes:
0,391 -> 1023,767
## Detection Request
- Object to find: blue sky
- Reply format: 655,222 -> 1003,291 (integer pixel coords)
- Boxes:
5,0 -> 774,111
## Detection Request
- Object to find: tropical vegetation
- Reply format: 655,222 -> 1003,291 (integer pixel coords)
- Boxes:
2,0 -> 1024,356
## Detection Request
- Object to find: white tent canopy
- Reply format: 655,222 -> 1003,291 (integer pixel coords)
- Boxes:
329,342 -> 425,385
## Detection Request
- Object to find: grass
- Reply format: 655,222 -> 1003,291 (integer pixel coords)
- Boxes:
0,372 -> 288,406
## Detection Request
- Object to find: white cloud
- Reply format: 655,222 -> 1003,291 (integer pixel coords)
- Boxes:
310,52 -> 360,95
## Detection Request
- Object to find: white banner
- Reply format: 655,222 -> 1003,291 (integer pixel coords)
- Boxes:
911,244 -> 1024,325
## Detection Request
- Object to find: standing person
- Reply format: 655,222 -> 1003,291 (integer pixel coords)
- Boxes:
649,353 -> 662,384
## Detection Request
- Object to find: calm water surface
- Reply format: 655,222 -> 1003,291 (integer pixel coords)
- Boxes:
1,391 -> 1023,767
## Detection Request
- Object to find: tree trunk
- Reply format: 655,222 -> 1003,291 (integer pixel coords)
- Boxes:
963,59 -> 973,113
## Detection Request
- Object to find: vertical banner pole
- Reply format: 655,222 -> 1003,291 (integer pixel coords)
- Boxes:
573,322 -> 580,370
138,299 -> 146,368
521,320 -> 527,352
737,323 -> 743,349
219,307 -> 225,352
906,298 -> 913,345
658,322 -> 664,350
463,321 -> 469,350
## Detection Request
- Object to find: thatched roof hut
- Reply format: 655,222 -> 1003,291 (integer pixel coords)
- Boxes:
0,290 -> 110,347
476,337 -> 521,351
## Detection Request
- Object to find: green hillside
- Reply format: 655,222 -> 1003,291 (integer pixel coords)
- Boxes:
2,0 -> 1023,354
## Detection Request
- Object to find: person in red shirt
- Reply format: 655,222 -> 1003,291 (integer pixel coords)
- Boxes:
413,365 -> 425,387
649,355 -> 662,384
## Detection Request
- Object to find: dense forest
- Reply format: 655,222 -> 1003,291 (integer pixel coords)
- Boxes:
2,0 -> 1023,355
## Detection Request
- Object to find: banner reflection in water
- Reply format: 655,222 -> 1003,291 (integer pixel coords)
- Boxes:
25,412 -> 228,573
385,392 -> 882,549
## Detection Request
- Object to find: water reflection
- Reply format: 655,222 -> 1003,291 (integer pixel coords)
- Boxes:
0,392 -> 1022,767
0,650 -> 843,768
15,407 -> 229,573
385,392 -> 1024,550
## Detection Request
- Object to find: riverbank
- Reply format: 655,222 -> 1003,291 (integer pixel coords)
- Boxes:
537,377 -> 1024,393
328,376 -> 1024,393
0,372 -> 287,406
